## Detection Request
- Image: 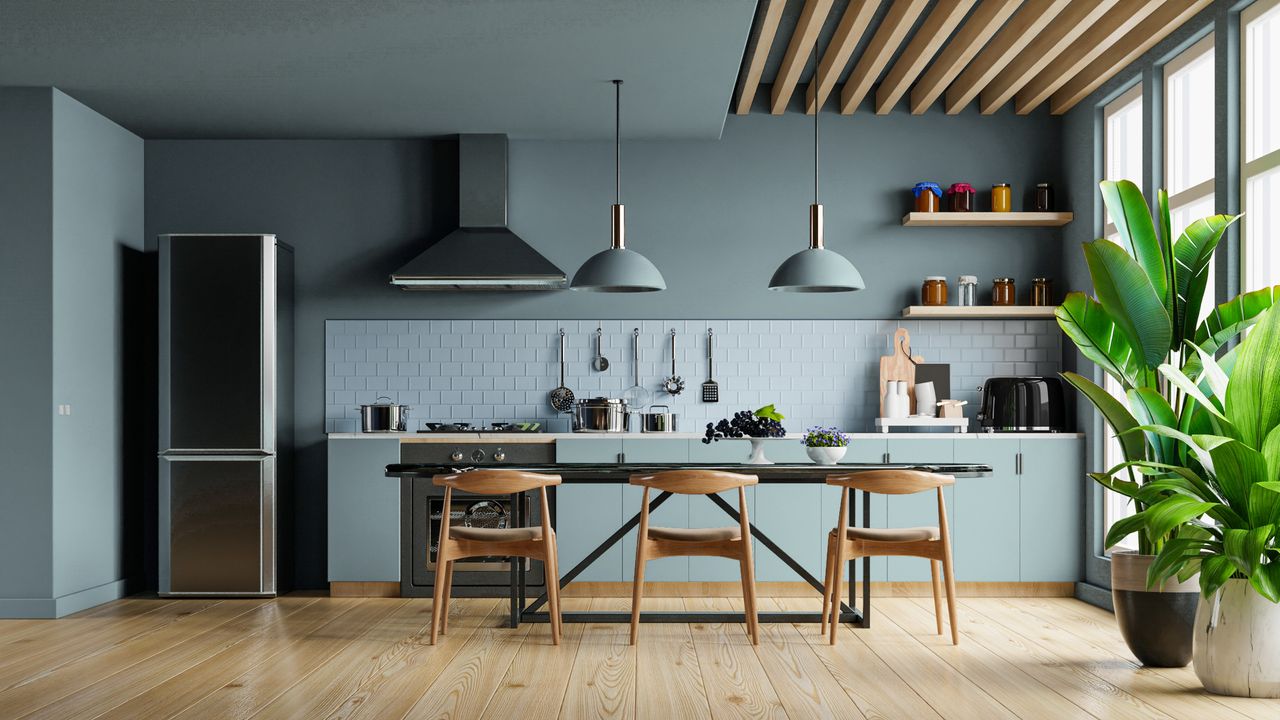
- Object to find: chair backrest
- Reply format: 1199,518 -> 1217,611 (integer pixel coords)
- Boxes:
433,469 -> 562,494
826,469 -> 954,495
630,470 -> 758,495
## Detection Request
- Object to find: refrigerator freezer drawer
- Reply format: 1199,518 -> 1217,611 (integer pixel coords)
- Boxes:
159,455 -> 276,596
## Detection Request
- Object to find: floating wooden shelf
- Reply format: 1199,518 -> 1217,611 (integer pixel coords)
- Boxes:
901,211 -> 1073,227
901,305 -> 1059,319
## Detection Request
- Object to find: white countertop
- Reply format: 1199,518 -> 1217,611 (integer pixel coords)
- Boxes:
327,431 -> 1084,441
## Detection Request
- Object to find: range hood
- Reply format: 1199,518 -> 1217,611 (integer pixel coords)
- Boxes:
390,134 -> 566,290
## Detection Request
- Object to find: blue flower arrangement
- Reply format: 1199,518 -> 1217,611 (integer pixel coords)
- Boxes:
801,426 -> 850,448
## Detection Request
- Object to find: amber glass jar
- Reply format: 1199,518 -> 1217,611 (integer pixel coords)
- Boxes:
947,183 -> 975,212
1032,277 -> 1052,306
1034,183 -> 1055,211
992,277 -> 1016,306
913,182 -> 941,212
922,276 -> 948,306
991,183 -> 1012,212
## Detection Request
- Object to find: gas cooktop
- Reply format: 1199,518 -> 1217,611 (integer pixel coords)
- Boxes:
418,422 -> 543,434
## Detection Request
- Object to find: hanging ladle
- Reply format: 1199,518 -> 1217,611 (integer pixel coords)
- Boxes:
662,328 -> 685,395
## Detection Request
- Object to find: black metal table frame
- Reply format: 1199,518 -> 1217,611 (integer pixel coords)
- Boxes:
505,486 -> 872,629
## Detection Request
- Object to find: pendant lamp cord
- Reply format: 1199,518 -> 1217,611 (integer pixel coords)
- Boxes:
614,79 -> 622,205
813,44 -> 819,205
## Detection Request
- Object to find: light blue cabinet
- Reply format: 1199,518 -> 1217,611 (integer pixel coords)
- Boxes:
954,440 -> 1020,581
754,483 -> 821,581
884,439 -> 955,581
554,484 -> 623,581
621,438 -> 689,463
555,438 -> 622,463
327,438 -> 401,583
1020,439 -> 1084,582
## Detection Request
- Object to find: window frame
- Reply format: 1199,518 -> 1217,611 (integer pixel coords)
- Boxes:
1163,33 -> 1216,209
1242,0 -> 1280,292
1103,83 -> 1145,237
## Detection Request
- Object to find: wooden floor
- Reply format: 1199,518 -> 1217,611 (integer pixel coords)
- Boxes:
1,594 -> 1277,719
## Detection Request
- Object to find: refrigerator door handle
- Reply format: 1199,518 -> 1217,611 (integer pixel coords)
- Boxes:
159,449 -> 274,458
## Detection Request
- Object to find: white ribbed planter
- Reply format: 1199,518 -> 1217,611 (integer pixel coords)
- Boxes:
805,446 -> 847,465
1193,579 -> 1280,698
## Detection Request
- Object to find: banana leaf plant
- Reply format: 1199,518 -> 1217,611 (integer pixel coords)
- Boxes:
1056,180 -> 1280,554
1106,304 -> 1280,601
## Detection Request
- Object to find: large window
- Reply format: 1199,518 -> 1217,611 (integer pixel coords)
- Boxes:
1244,0 -> 1280,291
1101,84 -> 1144,550
1166,34 -> 1216,321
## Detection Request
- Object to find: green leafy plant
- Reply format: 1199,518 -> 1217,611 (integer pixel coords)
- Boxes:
801,426 -> 850,448
1108,305 -> 1280,601
1056,180 -> 1280,554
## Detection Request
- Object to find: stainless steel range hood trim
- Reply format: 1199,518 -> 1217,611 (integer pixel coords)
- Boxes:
389,134 -> 566,291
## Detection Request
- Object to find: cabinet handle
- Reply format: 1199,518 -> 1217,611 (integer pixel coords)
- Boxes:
883,452 -> 891,464
1016,452 -> 1023,475
618,452 -> 625,464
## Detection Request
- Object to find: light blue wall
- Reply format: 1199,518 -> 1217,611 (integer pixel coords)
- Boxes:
0,88 -> 143,617
50,90 -> 145,606
146,108 -> 1065,587
0,88 -> 55,610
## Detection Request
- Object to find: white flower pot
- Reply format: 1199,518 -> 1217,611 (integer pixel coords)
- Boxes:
1193,578 -> 1280,697
805,446 -> 847,465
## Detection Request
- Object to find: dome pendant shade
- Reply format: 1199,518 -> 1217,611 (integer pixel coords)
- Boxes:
769,204 -> 865,292
571,204 -> 666,292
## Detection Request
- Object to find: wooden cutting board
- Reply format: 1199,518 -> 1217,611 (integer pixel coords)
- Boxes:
879,328 -> 923,416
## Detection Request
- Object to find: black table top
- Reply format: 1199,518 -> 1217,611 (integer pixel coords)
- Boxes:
385,462 -> 992,481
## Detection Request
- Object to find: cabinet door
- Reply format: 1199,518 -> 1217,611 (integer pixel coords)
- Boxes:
689,439 -> 749,463
953,440 -> 1020,581
822,440 -> 888,582
555,438 -> 623,463
688,488 -> 755,581
621,438 -> 690,463
884,439 -> 955,581
327,438 -> 401,582
1020,439 -> 1084,582
554,484 -> 623,582
623,485 -> 690,582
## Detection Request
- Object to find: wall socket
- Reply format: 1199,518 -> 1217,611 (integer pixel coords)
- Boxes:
56,404 -> 72,416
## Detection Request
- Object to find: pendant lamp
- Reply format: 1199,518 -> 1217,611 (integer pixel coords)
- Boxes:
571,80 -> 666,292
768,47 -> 864,293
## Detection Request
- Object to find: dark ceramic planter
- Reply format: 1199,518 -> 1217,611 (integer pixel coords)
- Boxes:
1111,551 -> 1198,667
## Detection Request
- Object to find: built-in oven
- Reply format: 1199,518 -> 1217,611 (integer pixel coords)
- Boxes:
399,439 -> 556,598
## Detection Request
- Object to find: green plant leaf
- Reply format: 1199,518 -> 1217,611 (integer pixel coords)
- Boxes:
1263,426 -> 1280,485
1159,363 -> 1229,425
753,404 -> 785,421
1147,535 -> 1213,588
1186,341 -> 1230,404
1100,180 -> 1168,307
1062,372 -> 1146,463
1224,525 -> 1273,577
1194,285 -> 1280,352
1226,306 -> 1280,449
1250,475 -> 1280,529
1173,214 -> 1238,345
1083,239 -> 1173,368
1055,293 -> 1148,389
1200,555 -> 1238,598
1127,388 -> 1178,464
1209,439 -> 1270,520
1105,511 -> 1149,550
1252,560 -> 1280,603
1089,472 -> 1141,499
1159,190 -> 1177,330
1143,495 -> 1217,543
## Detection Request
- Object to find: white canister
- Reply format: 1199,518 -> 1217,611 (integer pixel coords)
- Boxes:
915,381 -> 937,417
883,381 -> 904,418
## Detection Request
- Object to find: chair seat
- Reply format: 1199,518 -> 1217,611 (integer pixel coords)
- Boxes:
450,526 -> 544,542
839,526 -> 938,542
648,526 -> 741,542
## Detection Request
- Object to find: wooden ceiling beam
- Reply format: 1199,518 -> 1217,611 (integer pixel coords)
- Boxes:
1051,0 -> 1213,114
1015,0 -> 1163,114
805,0 -> 881,113
909,0 -> 1023,115
770,0 -> 836,115
839,0 -> 931,114
734,0 -> 787,115
874,0 -> 976,114
978,0 -> 1117,115
943,0 -> 1070,114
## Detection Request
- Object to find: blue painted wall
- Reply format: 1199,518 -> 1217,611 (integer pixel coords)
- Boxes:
147,108 -> 1064,588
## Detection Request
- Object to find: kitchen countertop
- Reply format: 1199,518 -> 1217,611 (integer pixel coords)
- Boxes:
328,431 -> 1084,441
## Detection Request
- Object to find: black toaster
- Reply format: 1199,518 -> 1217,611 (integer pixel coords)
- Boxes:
977,377 -> 1066,432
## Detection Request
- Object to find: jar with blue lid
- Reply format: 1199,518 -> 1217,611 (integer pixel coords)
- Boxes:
912,182 -> 942,212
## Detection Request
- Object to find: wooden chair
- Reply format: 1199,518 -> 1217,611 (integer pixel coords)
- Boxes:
628,470 -> 759,645
431,470 -> 563,645
820,469 -> 958,645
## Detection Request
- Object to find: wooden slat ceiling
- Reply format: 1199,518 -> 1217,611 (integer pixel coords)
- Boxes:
734,0 -> 1213,116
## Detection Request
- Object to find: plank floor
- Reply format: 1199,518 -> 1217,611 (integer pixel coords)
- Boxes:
1,593 -> 1277,719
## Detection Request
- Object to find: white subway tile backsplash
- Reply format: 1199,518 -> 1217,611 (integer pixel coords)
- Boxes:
324,319 -> 1063,432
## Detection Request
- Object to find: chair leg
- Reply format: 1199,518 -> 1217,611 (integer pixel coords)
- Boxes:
546,543 -> 562,646
930,560 -> 944,636
739,550 -> 759,645
630,539 -> 647,646
942,548 -> 959,645
820,532 -> 835,636
828,540 -> 845,645
430,551 -> 449,645
439,560 -> 455,635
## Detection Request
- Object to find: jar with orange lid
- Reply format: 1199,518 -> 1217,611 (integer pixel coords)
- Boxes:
922,276 -> 948,306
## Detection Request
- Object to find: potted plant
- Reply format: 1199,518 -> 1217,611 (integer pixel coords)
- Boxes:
703,405 -> 786,464
1056,180 -> 1280,667
802,426 -> 849,465
1111,305 -> 1280,696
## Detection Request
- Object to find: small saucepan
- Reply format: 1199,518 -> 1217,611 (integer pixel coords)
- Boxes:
638,404 -> 678,433
359,396 -> 410,433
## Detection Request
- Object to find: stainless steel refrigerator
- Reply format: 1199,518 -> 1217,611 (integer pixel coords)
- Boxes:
158,234 -> 293,597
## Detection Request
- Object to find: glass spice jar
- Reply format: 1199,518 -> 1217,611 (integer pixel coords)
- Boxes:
913,182 -> 942,212
1034,183 -> 1055,211
922,276 -> 948,306
1032,277 -> 1053,306
947,183 -> 975,212
958,275 -> 978,306
992,277 -> 1016,306
991,183 -> 1012,212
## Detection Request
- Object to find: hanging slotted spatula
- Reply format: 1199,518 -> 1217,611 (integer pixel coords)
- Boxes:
549,328 -> 575,413
701,328 -> 719,402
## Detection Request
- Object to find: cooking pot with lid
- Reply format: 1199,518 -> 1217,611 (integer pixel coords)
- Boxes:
638,405 -> 679,433
359,396 -> 410,433
572,397 -> 629,433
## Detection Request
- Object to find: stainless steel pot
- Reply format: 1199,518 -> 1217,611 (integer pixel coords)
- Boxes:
360,396 -> 410,432
639,405 -> 678,433
572,397 -> 629,433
